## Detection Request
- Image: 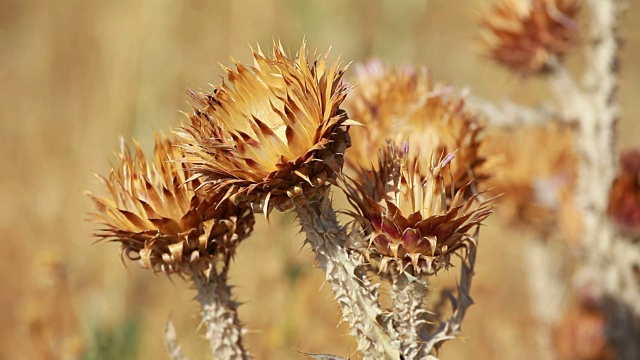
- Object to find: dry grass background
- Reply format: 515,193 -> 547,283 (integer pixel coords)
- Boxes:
1,0 -> 639,359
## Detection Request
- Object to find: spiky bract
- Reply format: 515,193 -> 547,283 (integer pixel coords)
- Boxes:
343,61 -> 485,191
88,135 -> 254,275
344,142 -> 492,274
179,42 -> 355,215
480,0 -> 580,75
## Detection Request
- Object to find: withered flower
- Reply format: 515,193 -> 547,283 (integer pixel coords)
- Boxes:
608,149 -> 640,235
343,60 -> 485,191
555,302 -> 614,360
479,0 -> 580,75
88,135 -> 254,275
480,123 -> 580,242
178,42 -> 356,214
344,142 -> 493,274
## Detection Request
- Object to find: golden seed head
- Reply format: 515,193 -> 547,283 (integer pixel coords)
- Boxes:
178,41 -> 355,215
87,134 -> 255,275
343,61 -> 486,192
344,141 -> 493,274
480,123 -> 580,241
479,0 -> 580,75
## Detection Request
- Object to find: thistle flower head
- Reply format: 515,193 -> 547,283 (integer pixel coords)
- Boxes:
344,61 -> 485,191
179,42 -> 355,215
479,0 -> 580,75
555,301 -> 614,360
608,149 -> 640,235
344,142 -> 493,274
481,123 -> 579,240
87,135 -> 255,275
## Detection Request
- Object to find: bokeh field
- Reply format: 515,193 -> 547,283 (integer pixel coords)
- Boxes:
1,1 -> 639,359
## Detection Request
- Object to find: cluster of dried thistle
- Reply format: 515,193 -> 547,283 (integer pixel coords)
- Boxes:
87,0 -> 639,359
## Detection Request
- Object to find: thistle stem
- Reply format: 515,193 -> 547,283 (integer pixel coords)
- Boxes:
192,271 -> 251,360
390,272 -> 430,358
295,193 -> 401,360
523,237 -> 567,360
421,230 -> 479,356
164,316 -> 190,360
548,0 -> 640,357
465,94 -> 558,128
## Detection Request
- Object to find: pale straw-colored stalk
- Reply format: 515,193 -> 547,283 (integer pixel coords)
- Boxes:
295,193 -> 402,360
192,269 -> 251,360
164,316 -> 190,360
389,272 -> 430,358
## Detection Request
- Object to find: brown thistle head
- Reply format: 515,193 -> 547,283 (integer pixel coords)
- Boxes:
87,134 -> 255,275
608,149 -> 640,235
178,42 -> 356,215
555,300 -> 614,360
479,0 -> 580,75
480,123 -> 580,241
344,141 -> 493,274
343,61 -> 486,192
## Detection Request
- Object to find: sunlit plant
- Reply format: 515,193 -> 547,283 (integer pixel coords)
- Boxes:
89,42 -> 493,359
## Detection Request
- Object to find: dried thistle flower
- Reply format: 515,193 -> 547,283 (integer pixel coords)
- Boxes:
608,149 -> 640,235
554,302 -> 614,360
481,123 -> 580,241
178,42 -> 356,215
343,61 -> 485,191
344,141 -> 493,274
88,134 -> 255,275
479,0 -> 580,75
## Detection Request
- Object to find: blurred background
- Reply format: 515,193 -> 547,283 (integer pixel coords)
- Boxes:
1,0 -> 639,359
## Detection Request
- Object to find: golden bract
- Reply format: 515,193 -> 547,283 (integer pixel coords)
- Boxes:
88,135 -> 254,275
480,0 -> 580,75
179,42 -> 355,214
343,61 -> 485,191
344,142 -> 493,274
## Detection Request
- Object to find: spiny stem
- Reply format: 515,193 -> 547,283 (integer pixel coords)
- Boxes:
465,94 -> 558,128
164,316 -> 190,360
568,0 -> 622,267
295,193 -> 401,360
523,237 -> 567,360
192,270 -> 251,360
548,0 -> 640,357
390,272 -> 430,358
421,230 -> 479,357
